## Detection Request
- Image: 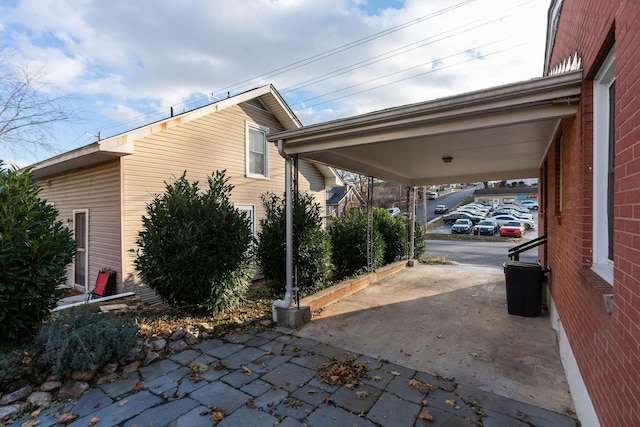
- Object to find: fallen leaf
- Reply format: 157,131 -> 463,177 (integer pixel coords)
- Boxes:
323,396 -> 334,404
88,417 -> 99,426
211,411 -> 224,421
93,402 -> 102,409
119,400 -> 128,407
246,398 -> 256,409
417,412 -> 435,421
355,390 -> 369,399
20,420 -> 39,427
469,352 -> 480,358
134,381 -> 144,392
372,375 -> 382,382
424,383 -> 436,391
344,383 -> 355,389
30,408 -> 42,418
241,365 -> 253,375
409,379 -> 422,388
267,401 -> 274,407
307,389 -> 317,394
293,346 -> 302,352
390,371 -> 400,376
445,399 -> 456,407
55,412 -> 78,425
191,363 -> 208,373
213,361 -> 224,370
436,352 -> 446,356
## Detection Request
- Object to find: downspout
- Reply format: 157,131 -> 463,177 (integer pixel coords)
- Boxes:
272,139 -> 293,321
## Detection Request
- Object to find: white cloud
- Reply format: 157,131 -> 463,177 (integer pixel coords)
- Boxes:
0,0 -> 550,163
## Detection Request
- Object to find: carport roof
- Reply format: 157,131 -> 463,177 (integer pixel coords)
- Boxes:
268,71 -> 582,186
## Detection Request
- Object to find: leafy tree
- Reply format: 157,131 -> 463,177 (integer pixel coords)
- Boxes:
255,192 -> 333,297
0,162 -> 76,342
373,207 -> 407,264
328,208 -> 384,280
134,170 -> 253,313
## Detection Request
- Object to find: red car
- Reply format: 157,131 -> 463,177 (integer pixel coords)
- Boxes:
500,221 -> 525,237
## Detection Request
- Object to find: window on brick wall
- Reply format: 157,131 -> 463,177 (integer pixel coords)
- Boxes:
592,48 -> 615,285
554,134 -> 563,217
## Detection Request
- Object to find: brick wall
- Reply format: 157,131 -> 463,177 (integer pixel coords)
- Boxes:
544,1 -> 640,425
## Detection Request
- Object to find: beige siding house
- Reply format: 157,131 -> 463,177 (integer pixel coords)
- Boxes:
31,85 -> 339,303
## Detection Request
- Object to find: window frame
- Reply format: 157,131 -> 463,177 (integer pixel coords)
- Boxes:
245,122 -> 270,180
592,48 -> 615,285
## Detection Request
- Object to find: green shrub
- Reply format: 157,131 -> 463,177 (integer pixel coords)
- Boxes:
134,171 -> 253,313
37,307 -> 137,377
373,208 -> 407,265
255,192 -> 333,297
0,162 -> 76,343
328,208 -> 384,280
412,217 -> 426,257
0,342 -> 46,392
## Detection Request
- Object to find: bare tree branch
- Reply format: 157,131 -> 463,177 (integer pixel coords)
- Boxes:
0,50 -> 77,155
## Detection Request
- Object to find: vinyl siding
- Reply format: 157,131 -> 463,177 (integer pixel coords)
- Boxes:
36,160 -> 122,294
121,102 -> 325,302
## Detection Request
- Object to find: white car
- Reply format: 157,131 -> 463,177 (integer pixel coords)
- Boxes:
388,207 -> 401,217
491,214 -> 536,229
521,200 -> 539,210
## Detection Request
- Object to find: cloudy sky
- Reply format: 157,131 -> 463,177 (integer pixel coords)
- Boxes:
0,0 -> 550,167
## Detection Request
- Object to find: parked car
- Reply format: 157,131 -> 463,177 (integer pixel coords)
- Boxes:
388,207 -> 401,217
500,221 -> 525,237
458,207 -> 487,218
491,214 -> 535,229
492,208 -> 534,220
474,219 -> 499,235
451,219 -> 474,234
434,204 -> 449,214
520,200 -> 539,210
427,191 -> 438,200
442,211 -> 484,224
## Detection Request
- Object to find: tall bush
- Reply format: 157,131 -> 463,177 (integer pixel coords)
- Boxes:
134,170 -> 253,313
328,208 -> 384,280
255,192 -> 332,296
0,162 -> 76,342
373,207 -> 407,264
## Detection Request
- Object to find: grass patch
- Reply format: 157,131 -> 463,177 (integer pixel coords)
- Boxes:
418,256 -> 458,265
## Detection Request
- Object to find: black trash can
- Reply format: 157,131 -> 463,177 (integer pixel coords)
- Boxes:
503,261 -> 548,317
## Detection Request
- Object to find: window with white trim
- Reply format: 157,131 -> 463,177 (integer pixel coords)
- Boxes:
246,122 -> 269,179
234,204 -> 256,238
592,48 -> 615,285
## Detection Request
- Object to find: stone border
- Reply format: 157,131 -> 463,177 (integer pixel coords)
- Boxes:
300,261 -> 407,313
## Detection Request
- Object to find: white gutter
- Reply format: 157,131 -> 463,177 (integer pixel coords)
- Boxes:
272,139 -> 293,321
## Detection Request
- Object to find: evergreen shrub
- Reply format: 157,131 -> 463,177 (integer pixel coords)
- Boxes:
0,162 -> 76,342
37,307 -> 137,377
255,192 -> 333,297
373,207 -> 407,264
134,171 -> 253,313
328,208 -> 384,280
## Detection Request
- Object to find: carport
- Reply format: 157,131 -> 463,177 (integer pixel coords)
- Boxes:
267,71 -> 582,312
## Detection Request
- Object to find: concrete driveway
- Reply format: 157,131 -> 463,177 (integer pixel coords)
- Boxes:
294,264 -> 575,416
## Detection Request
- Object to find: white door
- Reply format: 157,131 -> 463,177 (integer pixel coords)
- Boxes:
73,209 -> 89,293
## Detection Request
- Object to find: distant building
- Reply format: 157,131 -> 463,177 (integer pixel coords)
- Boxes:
326,184 -> 366,219
473,187 -> 538,207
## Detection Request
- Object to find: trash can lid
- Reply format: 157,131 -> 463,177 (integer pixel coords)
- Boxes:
503,261 -> 545,270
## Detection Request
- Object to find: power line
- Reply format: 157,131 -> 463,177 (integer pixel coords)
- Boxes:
80,0 -> 537,140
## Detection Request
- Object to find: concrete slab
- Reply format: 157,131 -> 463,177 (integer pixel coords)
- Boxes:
295,264 -> 574,415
